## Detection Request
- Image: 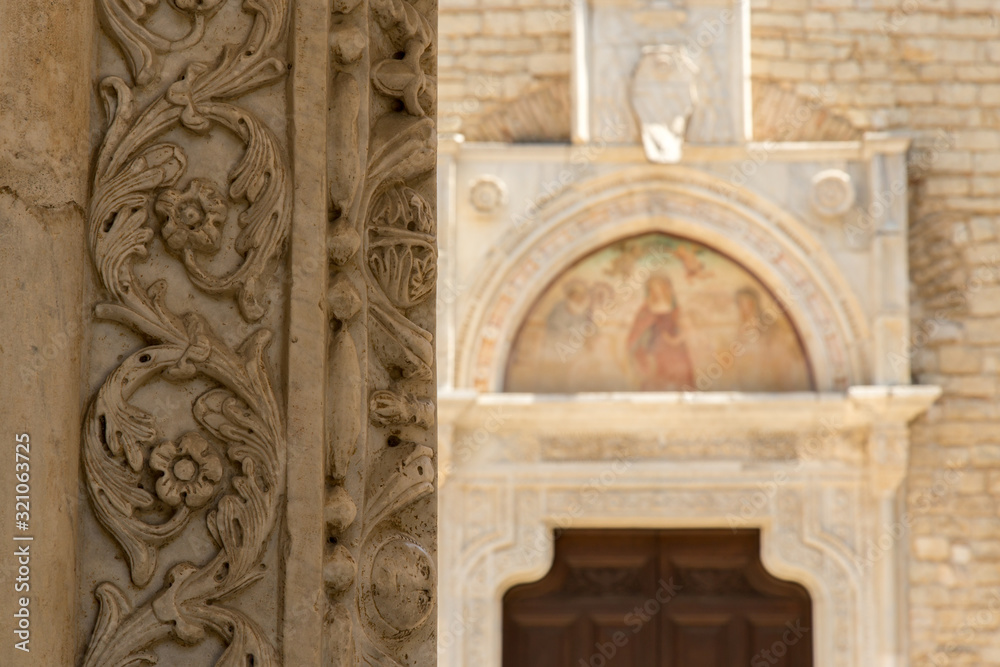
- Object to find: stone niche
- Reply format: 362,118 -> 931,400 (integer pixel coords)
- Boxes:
0,0 -> 438,664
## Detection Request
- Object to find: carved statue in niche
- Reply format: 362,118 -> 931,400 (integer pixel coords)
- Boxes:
506,233 -> 814,393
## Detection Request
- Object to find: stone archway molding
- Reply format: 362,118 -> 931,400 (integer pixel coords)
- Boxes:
457,165 -> 872,392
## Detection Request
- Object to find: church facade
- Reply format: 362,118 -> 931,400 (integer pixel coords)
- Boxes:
436,0 -> 1000,665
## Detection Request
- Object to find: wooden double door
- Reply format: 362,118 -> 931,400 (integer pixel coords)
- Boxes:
503,529 -> 813,667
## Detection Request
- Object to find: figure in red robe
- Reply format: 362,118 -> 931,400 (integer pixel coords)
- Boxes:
627,275 -> 695,390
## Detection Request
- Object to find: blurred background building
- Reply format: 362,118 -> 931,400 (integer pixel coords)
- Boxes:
434,0 -> 1000,665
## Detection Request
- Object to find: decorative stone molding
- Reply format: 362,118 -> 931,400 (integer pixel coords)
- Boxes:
76,0 -> 437,663
469,176 -> 508,215
439,387 -> 940,667
456,166 -> 872,393
81,1 -> 293,662
323,0 -> 439,661
811,169 -> 856,218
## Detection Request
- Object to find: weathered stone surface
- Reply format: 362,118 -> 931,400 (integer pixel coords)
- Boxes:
1,0 -> 436,663
0,0 -> 93,664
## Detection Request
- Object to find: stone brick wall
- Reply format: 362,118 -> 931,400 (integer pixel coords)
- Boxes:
749,2 -> 1000,664
438,0 -> 1000,663
438,0 -> 572,140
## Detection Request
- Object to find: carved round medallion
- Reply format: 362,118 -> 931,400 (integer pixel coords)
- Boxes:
469,175 -> 507,214
369,538 -> 435,634
810,170 -> 855,217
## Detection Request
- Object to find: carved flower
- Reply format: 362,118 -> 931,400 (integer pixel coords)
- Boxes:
156,178 -> 229,255
149,432 -> 223,509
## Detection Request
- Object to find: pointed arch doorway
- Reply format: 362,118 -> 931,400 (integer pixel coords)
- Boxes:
502,529 -> 813,667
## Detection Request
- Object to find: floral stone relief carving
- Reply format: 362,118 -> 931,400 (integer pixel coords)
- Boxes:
81,0 -> 436,663
82,0 -> 291,662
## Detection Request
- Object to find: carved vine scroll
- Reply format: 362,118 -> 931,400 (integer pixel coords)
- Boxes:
325,0 -> 438,662
83,0 -> 290,664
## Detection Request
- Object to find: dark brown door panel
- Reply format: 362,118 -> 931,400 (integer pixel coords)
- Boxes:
503,529 -> 813,667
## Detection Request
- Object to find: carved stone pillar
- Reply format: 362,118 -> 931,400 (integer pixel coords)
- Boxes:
0,1 -> 94,665
1,0 -> 435,662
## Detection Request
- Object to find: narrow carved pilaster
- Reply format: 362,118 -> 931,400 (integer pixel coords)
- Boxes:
82,0 -> 292,663
80,0 -> 436,661
324,0 -> 438,663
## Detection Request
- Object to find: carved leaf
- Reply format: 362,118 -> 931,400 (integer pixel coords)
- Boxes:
85,583 -> 158,667
84,346 -> 196,586
194,384 -> 280,585
368,235 -> 436,309
358,640 -> 405,667
366,115 -> 435,188
207,606 -> 279,667
369,302 -> 433,381
97,78 -> 138,179
180,104 -> 291,321
365,443 -> 435,529
98,0 -> 216,87
91,144 -> 187,300
97,0 -> 168,86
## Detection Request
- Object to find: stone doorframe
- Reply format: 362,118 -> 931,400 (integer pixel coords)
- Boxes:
438,387 -> 940,667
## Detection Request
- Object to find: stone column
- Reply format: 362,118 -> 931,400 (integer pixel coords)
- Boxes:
0,0 -> 94,664
1,0 -> 437,663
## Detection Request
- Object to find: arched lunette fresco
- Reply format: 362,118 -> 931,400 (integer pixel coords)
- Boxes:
505,232 -> 815,393
456,166 -> 871,393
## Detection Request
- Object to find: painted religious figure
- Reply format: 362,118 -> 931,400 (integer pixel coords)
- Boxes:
626,275 -> 695,390
505,232 -> 814,393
